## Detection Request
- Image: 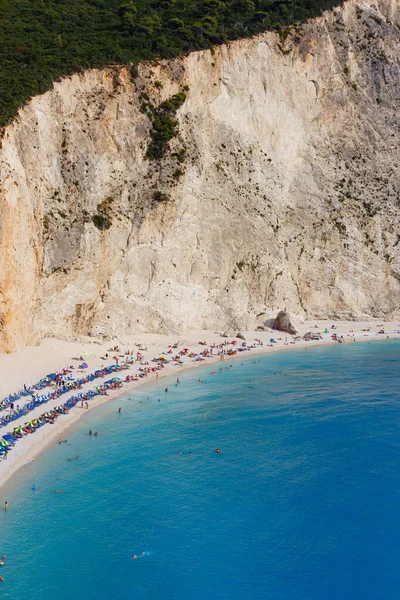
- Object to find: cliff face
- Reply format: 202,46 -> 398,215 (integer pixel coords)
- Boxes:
1,0 -> 400,352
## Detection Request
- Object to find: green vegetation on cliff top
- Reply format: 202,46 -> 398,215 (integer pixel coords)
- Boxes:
0,0 -> 341,126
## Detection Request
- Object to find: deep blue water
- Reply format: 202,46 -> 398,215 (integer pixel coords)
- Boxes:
0,340 -> 400,599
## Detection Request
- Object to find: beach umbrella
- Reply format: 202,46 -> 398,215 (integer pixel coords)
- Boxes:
270,338 -> 275,342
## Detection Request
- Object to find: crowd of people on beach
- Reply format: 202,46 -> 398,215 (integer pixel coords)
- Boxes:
1,325 -> 398,464
0,367 -> 132,459
0,363 -> 133,430
0,339 -> 260,460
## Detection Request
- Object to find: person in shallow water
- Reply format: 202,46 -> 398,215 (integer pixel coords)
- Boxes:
4,502 -> 8,511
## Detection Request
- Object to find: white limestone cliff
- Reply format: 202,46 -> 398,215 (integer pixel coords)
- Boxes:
0,0 -> 399,352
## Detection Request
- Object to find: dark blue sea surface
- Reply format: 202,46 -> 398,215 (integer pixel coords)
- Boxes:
0,339 -> 399,599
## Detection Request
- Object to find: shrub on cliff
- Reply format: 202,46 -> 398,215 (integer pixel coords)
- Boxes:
0,0 -> 342,126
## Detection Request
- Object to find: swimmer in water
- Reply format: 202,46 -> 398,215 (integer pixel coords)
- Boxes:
94,432 -> 98,437
215,448 -> 222,454
32,485 -> 36,491
132,555 -> 139,559
89,430 -> 92,435
54,490 -> 64,494
0,575 -> 4,582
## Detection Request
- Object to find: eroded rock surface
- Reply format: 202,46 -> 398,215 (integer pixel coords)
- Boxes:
273,311 -> 298,335
1,0 -> 400,352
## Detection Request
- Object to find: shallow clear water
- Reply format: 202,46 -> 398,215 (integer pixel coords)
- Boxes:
1,340 -> 400,599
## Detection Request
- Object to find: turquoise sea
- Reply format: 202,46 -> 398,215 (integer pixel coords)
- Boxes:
0,340 -> 399,599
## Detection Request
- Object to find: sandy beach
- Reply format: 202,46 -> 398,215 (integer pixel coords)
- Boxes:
0,319 -> 399,491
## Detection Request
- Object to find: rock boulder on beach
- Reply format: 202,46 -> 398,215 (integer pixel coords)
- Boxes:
273,311 -> 298,335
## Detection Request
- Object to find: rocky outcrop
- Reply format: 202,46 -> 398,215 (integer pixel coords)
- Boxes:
273,311 -> 298,335
1,0 -> 400,352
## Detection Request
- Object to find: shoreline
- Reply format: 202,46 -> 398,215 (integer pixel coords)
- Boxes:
1,322 -> 399,492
